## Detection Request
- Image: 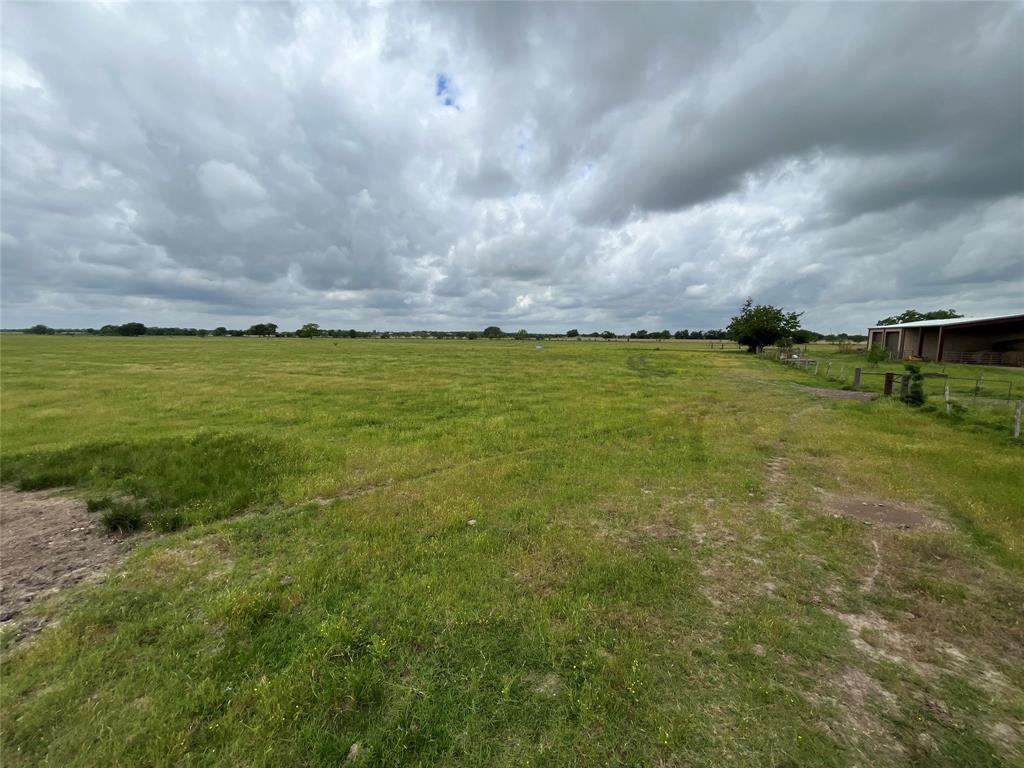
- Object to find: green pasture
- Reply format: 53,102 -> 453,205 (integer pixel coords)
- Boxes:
1,336 -> 1021,767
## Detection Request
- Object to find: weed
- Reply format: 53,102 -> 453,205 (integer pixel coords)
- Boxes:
100,503 -> 142,533
86,496 -> 114,513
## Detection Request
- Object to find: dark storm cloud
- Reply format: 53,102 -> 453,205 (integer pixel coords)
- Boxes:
1,2 -> 1021,333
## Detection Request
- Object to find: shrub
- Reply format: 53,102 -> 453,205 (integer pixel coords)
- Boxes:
100,503 -> 143,534
867,344 -> 888,367
902,364 -> 926,407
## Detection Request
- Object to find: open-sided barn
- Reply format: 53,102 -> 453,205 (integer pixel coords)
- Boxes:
866,313 -> 1024,366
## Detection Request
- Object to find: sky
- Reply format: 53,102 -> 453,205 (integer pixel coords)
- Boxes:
2,2 -> 1022,334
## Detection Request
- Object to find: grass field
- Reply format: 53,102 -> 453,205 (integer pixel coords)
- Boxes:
2,336 -> 1022,767
774,343 -> 1024,436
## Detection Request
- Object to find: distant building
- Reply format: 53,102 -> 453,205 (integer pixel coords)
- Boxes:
866,313 -> 1024,366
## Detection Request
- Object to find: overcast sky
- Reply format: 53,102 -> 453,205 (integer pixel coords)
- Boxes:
2,2 -> 1022,333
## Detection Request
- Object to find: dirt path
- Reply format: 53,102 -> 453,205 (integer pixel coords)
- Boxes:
794,385 -> 877,401
1,486 -> 131,636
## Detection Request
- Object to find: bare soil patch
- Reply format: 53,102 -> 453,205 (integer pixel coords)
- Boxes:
1,486 -> 132,637
828,497 -> 933,528
795,385 -> 877,401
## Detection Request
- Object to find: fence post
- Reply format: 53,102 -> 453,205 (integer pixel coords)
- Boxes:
974,376 -> 982,398
944,384 -> 951,416
1015,400 -> 1022,438
826,361 -> 832,379
814,361 -> 820,376
853,368 -> 862,389
883,372 -> 895,396
840,364 -> 846,382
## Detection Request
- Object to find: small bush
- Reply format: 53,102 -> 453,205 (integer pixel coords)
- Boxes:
902,363 -> 926,407
86,496 -> 114,513
866,344 -> 888,367
101,503 -> 142,534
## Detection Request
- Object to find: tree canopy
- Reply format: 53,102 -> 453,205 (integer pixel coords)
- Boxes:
118,322 -> 147,336
246,323 -> 278,337
876,309 -> 962,326
726,298 -> 803,352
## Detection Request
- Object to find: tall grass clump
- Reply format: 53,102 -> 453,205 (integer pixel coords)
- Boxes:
2,432 -> 303,532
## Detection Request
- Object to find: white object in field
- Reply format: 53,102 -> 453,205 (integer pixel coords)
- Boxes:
536,344 -> 543,350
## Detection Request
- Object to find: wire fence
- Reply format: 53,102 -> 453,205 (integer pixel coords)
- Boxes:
759,348 -> 1023,438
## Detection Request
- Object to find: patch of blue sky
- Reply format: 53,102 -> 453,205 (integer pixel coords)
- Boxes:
435,73 -> 460,109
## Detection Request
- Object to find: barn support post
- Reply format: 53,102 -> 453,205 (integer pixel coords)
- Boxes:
853,368 -> 862,389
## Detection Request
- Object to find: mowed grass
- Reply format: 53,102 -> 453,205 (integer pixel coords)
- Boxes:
1,336 -> 1022,767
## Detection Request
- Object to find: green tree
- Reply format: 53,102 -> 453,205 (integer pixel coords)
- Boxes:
514,329 -> 529,340
246,323 -> 278,337
26,324 -> 55,335
118,322 -> 147,336
483,326 -> 503,338
726,298 -> 803,352
566,329 -> 579,337
877,309 -> 962,326
297,323 -> 321,338
212,327 -> 227,337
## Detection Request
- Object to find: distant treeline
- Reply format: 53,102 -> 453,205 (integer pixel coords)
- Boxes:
16,322 -> 867,342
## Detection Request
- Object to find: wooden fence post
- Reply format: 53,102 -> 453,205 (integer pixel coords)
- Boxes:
839,364 -> 846,382
883,372 -> 895,396
826,362 -> 832,379
1014,400 -> 1022,438
814,361 -> 819,376
944,384 -> 951,416
853,368 -> 862,389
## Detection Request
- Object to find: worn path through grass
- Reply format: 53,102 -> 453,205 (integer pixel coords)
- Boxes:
1,337 -> 1022,766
